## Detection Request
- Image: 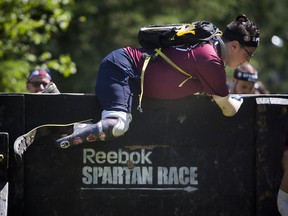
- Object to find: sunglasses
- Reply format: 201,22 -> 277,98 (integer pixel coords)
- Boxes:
241,46 -> 254,58
28,81 -> 49,87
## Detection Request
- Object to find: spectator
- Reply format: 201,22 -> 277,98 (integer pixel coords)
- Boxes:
230,63 -> 258,94
230,63 -> 269,94
26,69 -> 60,93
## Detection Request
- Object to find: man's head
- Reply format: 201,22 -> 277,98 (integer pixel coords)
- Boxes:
232,63 -> 258,94
26,69 -> 52,93
222,14 -> 260,68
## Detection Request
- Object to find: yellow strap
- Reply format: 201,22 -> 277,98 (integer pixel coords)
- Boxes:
154,48 -> 193,87
138,54 -> 151,112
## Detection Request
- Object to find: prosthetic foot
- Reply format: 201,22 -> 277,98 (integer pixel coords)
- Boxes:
56,118 -> 121,149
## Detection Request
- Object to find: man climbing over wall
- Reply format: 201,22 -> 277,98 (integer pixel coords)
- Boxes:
53,14 -> 260,149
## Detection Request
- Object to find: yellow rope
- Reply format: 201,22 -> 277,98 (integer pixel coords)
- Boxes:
137,54 -> 151,112
154,48 -> 193,87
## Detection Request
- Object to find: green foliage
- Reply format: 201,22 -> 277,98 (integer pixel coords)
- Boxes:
0,0 -> 76,92
47,54 -> 76,77
0,59 -> 29,92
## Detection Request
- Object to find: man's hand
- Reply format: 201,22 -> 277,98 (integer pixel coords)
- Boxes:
42,82 -> 60,93
212,94 -> 243,117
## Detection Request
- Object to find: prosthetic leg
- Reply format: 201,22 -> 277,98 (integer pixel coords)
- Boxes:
56,111 -> 132,149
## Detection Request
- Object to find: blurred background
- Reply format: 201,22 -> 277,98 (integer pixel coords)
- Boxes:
0,0 -> 287,93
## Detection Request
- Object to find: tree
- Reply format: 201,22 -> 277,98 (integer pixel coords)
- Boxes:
0,0 -> 76,92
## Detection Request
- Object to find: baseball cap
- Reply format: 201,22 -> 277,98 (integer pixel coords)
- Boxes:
27,69 -> 52,81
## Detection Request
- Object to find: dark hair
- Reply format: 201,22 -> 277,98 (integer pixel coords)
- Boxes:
223,14 -> 260,47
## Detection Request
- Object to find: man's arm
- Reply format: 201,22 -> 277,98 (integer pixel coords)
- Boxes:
212,94 -> 243,117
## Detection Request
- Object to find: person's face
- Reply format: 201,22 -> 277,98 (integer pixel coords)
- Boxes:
226,41 -> 257,68
233,79 -> 255,94
26,76 -> 51,93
